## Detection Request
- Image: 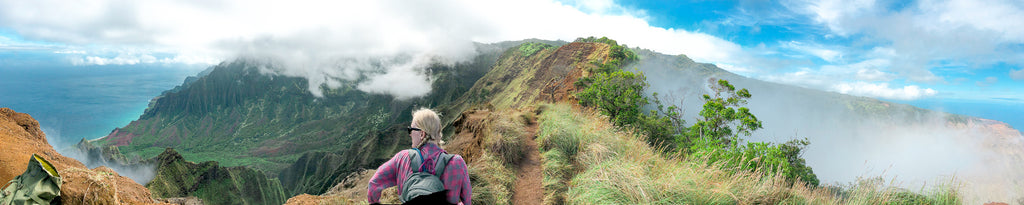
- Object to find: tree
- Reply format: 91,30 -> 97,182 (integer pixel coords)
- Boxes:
680,79 -> 762,149
576,70 -> 648,127
680,79 -> 818,186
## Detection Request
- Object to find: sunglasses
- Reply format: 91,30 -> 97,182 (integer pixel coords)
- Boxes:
406,127 -> 422,134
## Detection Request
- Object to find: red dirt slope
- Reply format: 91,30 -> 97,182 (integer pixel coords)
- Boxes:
0,107 -> 167,204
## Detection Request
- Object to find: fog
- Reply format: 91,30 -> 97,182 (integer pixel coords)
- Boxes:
44,127 -> 157,185
636,53 -> 1024,202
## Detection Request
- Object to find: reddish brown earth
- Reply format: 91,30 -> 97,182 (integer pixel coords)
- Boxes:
511,111 -> 542,205
536,42 -> 608,104
447,109 -> 492,164
0,107 -> 167,204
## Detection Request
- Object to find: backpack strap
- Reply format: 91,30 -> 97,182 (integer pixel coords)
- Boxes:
409,148 -> 427,172
411,148 -> 455,177
432,153 -> 454,178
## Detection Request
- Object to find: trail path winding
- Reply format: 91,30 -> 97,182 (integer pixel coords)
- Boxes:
512,115 -> 543,205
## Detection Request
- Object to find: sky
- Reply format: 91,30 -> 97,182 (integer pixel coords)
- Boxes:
0,0 -> 1021,103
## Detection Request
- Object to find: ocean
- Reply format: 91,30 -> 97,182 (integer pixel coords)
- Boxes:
897,98 -> 1024,131
0,65 -> 204,149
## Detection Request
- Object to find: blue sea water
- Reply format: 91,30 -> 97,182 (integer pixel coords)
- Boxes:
897,98 -> 1024,131
0,65 -> 204,149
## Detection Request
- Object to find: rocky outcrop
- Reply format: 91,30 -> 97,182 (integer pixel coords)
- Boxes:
145,148 -> 289,205
284,169 -> 400,205
0,107 -> 165,204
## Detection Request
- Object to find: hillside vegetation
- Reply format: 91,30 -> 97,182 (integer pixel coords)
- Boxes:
288,38 -> 965,204
85,36 -> 995,204
146,148 -> 288,205
535,103 -> 960,204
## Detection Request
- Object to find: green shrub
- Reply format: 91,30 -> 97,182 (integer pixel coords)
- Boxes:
518,42 -> 552,56
576,70 -> 648,127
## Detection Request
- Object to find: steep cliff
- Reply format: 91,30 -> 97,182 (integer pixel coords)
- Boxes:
145,148 -> 288,205
98,42 -> 507,178
0,108 -> 165,204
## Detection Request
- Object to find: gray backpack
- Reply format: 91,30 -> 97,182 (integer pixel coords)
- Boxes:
400,148 -> 454,204
1,154 -> 62,205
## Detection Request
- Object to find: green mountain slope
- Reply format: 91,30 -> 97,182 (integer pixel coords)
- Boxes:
146,148 -> 288,205
97,44 -> 502,174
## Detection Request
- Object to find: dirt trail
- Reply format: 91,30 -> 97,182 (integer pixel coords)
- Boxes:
512,115 -> 543,205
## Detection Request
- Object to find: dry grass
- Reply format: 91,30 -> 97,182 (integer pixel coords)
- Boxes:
469,151 -> 516,205
535,103 -> 963,205
462,108 -> 537,205
485,112 -> 528,167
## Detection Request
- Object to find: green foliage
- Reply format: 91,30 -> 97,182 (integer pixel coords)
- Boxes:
638,93 -> 686,149
146,148 -> 288,205
574,36 -> 619,45
98,51 -> 499,196
681,79 -> 762,148
675,79 -> 818,186
575,36 -> 639,65
572,37 -> 677,147
576,70 -> 649,127
575,75 -> 818,186
688,137 -> 819,186
518,42 -> 553,56
536,103 -> 959,204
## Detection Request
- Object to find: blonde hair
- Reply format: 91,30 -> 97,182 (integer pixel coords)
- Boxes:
412,108 -> 443,148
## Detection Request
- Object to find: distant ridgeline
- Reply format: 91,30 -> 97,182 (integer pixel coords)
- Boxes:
89,36 -> 1022,204
93,39 -> 565,197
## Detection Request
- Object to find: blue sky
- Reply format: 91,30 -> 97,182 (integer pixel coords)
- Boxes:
0,0 -> 1021,103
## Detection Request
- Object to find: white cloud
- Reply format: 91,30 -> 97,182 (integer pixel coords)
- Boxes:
1011,68 -> 1024,80
53,50 -> 85,54
855,69 -> 893,82
783,41 -> 843,62
763,58 -> 894,86
832,82 -> 937,100
762,57 -> 936,100
791,0 -> 1024,83
0,0 -> 754,99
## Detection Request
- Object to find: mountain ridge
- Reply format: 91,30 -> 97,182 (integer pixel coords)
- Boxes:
92,38 -> 1023,203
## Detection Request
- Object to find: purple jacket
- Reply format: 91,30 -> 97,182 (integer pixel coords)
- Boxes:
368,143 -> 471,205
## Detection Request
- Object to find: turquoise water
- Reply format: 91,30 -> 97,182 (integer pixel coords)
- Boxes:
0,65 -> 203,148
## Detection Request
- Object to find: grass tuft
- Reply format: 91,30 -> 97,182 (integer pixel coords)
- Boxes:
534,103 -> 963,204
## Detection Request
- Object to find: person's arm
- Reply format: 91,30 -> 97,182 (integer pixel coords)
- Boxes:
454,155 -> 472,205
368,151 -> 406,204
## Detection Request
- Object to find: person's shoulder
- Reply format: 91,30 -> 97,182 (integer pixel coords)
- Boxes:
394,149 -> 416,159
447,154 -> 467,165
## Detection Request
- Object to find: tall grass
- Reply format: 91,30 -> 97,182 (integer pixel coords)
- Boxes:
535,103 -> 963,205
466,109 -> 532,205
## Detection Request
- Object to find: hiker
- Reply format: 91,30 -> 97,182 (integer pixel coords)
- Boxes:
368,108 -> 472,205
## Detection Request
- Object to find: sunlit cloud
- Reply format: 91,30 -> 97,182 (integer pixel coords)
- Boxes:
789,0 -> 1024,83
0,0 -> 1018,102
